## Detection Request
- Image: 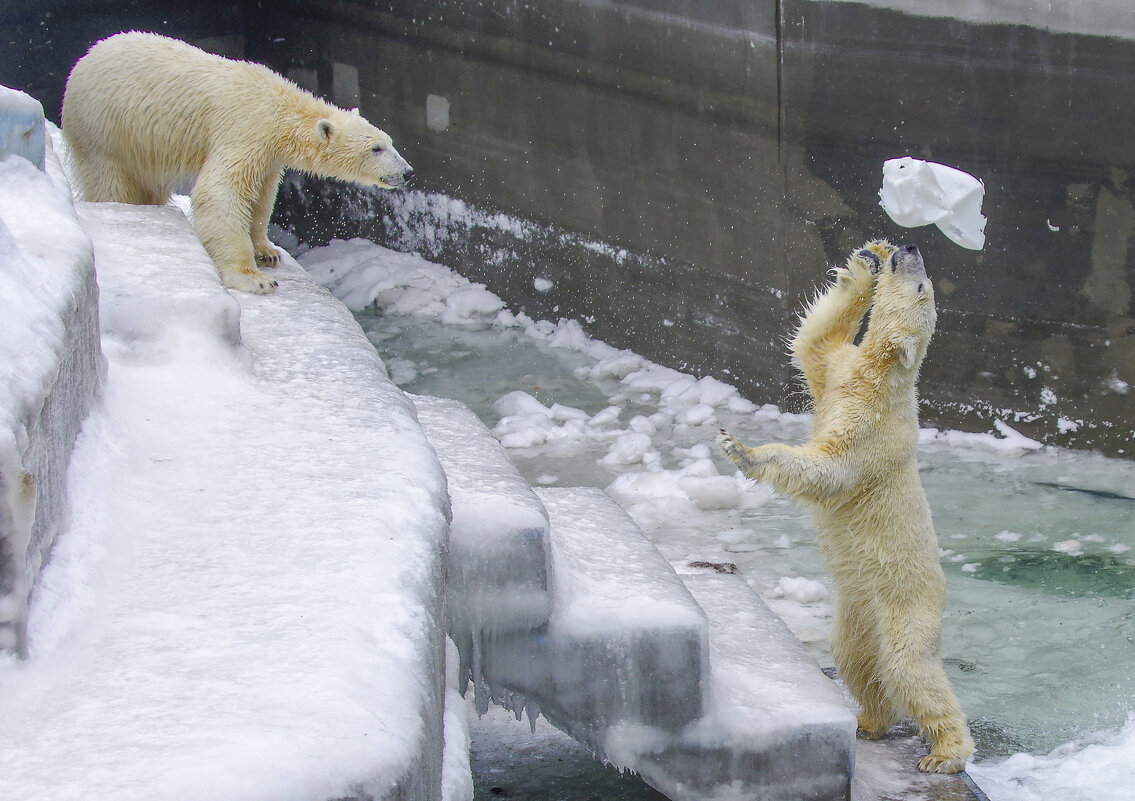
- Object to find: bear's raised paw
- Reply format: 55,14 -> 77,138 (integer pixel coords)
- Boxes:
717,429 -> 747,465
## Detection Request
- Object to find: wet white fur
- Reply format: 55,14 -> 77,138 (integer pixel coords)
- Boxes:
719,241 -> 974,774
62,32 -> 412,293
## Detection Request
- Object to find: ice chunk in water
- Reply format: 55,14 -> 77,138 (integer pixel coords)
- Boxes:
879,157 -> 986,250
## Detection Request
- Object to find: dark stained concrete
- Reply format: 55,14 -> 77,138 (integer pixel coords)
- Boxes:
4,1 -> 1133,455
248,0 -> 1135,456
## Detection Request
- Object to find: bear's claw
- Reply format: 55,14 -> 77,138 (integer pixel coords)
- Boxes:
856,249 -> 881,272
918,753 -> 968,774
254,243 -> 284,264
222,268 -> 279,294
717,429 -> 747,465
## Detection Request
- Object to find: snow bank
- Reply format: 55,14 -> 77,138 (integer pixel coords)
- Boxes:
0,200 -> 451,800
969,715 -> 1135,801
0,106 -> 103,655
301,237 -> 504,322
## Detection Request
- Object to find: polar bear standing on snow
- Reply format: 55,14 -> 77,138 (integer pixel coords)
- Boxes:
62,32 -> 413,293
718,241 -> 974,774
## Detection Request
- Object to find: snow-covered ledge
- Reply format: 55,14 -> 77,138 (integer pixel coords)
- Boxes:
0,90 -> 103,656
1,103 -> 458,799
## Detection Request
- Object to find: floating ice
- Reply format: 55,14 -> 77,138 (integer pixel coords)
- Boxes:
301,237 -> 504,323
879,157 -> 987,250
774,576 -> 829,605
969,715 -> 1135,801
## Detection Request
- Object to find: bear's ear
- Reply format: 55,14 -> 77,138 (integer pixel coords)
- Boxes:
898,338 -> 919,370
316,119 -> 335,143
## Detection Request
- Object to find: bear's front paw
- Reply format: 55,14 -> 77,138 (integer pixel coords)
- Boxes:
855,239 -> 896,275
854,249 -> 881,274
221,266 -> 279,295
717,429 -> 748,466
254,242 -> 284,265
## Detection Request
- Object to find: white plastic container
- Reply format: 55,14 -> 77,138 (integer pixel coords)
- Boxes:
879,157 -> 987,250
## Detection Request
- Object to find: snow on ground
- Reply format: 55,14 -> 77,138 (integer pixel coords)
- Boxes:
0,182 -> 453,799
298,235 -> 1135,801
968,715 -> 1135,801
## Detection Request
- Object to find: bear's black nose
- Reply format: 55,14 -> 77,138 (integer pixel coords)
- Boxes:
403,168 -> 415,184
903,243 -> 919,254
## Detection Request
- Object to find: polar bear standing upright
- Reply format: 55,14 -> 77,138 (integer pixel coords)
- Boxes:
719,241 -> 974,774
62,32 -> 413,293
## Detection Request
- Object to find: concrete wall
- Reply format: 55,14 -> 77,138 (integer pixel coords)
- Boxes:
4,1 -> 1133,455
249,0 -> 1135,455
0,0 -> 245,123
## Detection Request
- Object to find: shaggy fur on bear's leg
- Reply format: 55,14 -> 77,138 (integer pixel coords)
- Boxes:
715,434 -> 854,505
190,159 -> 278,294
790,241 -> 892,402
830,594 -> 896,739
719,241 -> 974,774
251,167 -> 286,266
877,602 -> 975,773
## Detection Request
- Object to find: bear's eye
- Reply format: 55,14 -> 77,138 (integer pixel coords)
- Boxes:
371,144 -> 386,153
916,283 -> 926,294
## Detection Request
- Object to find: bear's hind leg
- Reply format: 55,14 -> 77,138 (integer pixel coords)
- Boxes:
831,596 -> 896,739
878,608 -> 974,773
73,153 -> 167,205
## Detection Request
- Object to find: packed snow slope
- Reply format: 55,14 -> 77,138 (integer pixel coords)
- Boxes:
0,155 -> 452,799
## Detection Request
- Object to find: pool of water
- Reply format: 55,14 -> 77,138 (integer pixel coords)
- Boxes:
356,305 -> 1135,797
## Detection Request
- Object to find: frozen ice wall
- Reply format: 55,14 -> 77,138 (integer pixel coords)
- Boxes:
0,101 -> 104,656
0,85 -> 45,171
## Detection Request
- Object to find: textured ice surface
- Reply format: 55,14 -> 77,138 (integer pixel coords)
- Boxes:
0,204 -> 451,800
82,203 -> 245,361
481,486 -> 708,740
301,236 -> 504,322
443,637 -> 475,801
605,572 -> 857,801
0,85 -> 45,170
0,147 -> 101,655
879,157 -> 986,249
411,393 -> 551,635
